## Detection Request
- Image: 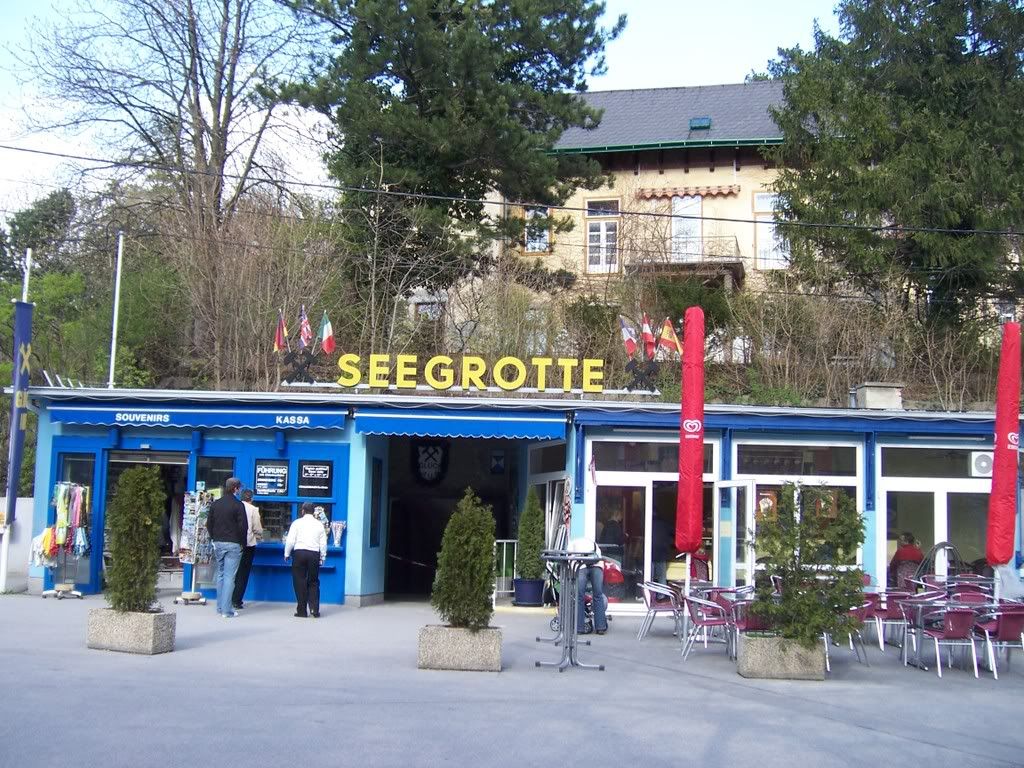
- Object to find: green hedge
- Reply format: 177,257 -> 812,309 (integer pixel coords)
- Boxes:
431,488 -> 495,632
106,466 -> 167,613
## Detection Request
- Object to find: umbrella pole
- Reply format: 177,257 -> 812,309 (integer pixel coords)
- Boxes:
683,553 -> 692,640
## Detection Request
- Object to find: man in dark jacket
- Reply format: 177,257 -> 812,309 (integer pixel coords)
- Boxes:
206,477 -> 247,617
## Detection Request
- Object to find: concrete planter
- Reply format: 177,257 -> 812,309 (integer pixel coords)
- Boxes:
417,625 -> 502,672
87,608 -> 176,655
737,634 -> 825,681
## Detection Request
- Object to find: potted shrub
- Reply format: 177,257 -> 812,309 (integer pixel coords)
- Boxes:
87,466 -> 175,654
737,483 -> 864,680
512,488 -> 545,606
418,488 -> 501,671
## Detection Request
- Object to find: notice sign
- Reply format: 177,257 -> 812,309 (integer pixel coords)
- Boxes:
255,459 -> 289,496
298,460 -> 333,497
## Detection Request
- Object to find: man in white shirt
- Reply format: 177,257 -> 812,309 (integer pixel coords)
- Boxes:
232,490 -> 263,611
284,502 -> 328,618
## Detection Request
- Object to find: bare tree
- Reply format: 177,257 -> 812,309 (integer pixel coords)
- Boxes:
19,0 -> 318,386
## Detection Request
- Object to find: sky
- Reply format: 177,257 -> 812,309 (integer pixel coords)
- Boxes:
0,0 -> 842,217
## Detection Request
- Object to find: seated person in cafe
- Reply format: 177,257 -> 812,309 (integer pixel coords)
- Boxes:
889,531 -> 924,585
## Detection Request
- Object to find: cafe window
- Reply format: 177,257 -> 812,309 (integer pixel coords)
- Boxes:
881,447 -> 983,479
196,456 -> 234,492
592,441 -> 713,474
60,454 -> 95,486
736,444 -> 856,476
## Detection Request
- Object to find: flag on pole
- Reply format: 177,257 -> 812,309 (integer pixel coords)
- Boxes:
318,310 -> 336,355
657,317 -> 682,357
641,312 -> 656,360
618,315 -> 638,358
298,305 -> 313,349
273,309 -> 288,353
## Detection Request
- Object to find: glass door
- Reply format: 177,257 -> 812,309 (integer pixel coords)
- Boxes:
595,485 -> 646,606
947,492 -> 987,574
715,480 -> 754,587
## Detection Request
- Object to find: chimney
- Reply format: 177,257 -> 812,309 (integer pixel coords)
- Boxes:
854,382 -> 904,410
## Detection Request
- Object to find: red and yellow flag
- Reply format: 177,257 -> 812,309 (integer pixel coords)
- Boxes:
273,309 -> 289,353
657,317 -> 682,357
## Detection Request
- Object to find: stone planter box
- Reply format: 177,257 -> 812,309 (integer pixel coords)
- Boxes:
417,625 -> 502,672
737,634 -> 825,680
87,608 -> 176,655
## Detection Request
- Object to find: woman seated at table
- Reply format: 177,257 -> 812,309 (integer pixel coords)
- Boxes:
888,531 -> 924,585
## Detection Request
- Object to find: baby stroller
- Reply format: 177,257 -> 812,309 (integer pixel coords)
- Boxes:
547,559 -> 617,634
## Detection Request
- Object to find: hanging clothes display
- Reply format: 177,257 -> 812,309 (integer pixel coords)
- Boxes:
42,482 -> 91,599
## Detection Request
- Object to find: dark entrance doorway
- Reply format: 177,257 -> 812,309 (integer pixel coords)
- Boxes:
104,451 -> 189,589
385,437 -> 519,597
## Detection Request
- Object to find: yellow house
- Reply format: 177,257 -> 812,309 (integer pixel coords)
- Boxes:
528,80 -> 788,293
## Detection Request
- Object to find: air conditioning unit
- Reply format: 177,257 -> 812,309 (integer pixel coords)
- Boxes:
970,451 -> 993,478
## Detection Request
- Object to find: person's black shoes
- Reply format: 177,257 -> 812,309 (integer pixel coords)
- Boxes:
311,612 -> 320,618
232,603 -> 244,610
294,611 -> 307,618
596,629 -> 607,635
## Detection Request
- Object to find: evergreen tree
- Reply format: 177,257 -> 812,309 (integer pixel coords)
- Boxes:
285,0 -> 625,286
768,0 -> 1024,322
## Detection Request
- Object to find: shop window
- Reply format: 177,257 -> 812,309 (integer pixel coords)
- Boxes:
529,443 -> 566,475
596,485 -> 644,605
370,458 -> 383,548
196,456 -> 234,492
947,493 -> 987,570
592,441 -> 713,474
255,458 -> 289,496
60,454 -> 95,485
881,447 -> 982,479
259,501 -> 293,543
652,481 -> 714,582
298,460 -> 333,498
799,486 -> 857,566
736,444 -> 856,476
886,491 -> 934,566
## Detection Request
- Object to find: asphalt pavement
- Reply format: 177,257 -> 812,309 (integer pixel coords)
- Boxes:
1,593 -> 1022,768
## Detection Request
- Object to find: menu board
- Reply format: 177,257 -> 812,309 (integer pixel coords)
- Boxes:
255,459 -> 289,496
298,460 -> 333,497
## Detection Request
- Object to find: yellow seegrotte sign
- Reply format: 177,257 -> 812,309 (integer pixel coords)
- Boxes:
337,354 -> 604,393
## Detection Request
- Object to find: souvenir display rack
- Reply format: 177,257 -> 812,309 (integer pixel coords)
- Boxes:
41,482 -> 90,600
174,489 -> 215,605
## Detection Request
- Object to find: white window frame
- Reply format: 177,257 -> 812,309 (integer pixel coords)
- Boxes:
875,440 -> 992,579
584,432 -> 720,614
754,192 -> 789,270
585,198 -> 620,274
670,194 -> 702,263
731,436 -> 864,581
524,207 -> 550,253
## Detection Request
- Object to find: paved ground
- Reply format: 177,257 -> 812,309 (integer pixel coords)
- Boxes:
1,593 -> 1022,768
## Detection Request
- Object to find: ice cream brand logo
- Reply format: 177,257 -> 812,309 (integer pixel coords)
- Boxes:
1008,432 -> 1019,450
682,419 -> 702,438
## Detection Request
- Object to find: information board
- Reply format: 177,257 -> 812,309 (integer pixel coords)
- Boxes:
255,459 -> 289,496
298,460 -> 333,497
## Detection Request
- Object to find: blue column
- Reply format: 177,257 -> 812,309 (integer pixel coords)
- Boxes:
862,432 -> 878,583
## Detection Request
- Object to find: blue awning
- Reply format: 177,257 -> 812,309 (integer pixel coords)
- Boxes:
48,404 -> 346,430
354,407 -> 566,440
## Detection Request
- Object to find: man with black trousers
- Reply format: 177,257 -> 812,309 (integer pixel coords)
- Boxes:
205,477 -> 248,618
284,502 -> 327,617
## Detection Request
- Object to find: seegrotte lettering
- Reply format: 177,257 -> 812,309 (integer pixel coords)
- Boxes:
336,354 -> 604,393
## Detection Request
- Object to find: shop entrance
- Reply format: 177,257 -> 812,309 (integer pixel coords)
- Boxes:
104,451 -> 189,589
385,437 -> 521,597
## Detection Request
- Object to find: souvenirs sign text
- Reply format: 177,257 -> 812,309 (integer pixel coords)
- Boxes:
337,354 -> 604,393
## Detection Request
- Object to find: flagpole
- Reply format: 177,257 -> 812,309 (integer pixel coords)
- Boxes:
107,231 -> 125,389
1,249 -> 33,594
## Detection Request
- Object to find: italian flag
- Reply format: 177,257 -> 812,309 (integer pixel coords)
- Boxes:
319,310 -> 336,354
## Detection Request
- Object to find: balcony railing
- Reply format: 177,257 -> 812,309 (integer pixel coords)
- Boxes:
626,235 -> 742,266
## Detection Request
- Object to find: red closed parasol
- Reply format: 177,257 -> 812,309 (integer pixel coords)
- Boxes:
675,307 -> 705,554
987,322 -> 1020,567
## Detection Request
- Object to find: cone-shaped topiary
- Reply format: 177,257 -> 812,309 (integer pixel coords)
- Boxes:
515,488 -> 545,581
431,488 -> 495,632
106,466 -> 167,613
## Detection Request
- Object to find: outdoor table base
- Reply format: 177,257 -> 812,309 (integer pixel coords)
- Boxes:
535,550 -> 604,672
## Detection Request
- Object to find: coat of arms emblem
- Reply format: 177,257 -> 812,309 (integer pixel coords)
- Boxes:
411,439 -> 449,486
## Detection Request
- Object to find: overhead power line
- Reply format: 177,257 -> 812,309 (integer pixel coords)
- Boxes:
2,142 -> 1024,238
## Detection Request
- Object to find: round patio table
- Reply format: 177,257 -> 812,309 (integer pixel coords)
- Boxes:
535,549 -> 605,672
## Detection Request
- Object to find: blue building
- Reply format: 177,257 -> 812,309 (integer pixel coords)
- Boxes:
26,386 -> 1021,611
